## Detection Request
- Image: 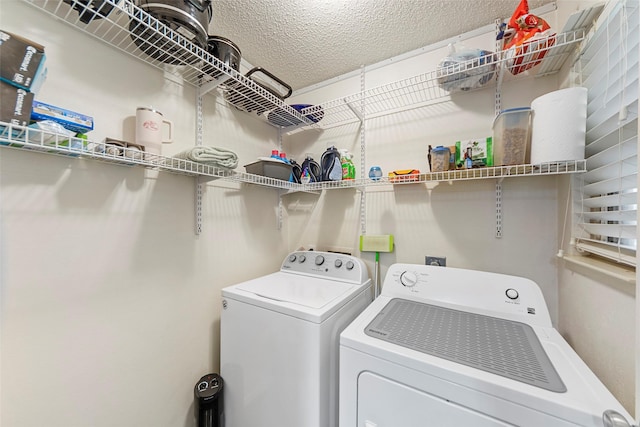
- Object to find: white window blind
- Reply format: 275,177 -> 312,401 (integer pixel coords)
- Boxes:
574,0 -> 639,267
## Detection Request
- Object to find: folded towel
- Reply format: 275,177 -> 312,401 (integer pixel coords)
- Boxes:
172,146 -> 239,169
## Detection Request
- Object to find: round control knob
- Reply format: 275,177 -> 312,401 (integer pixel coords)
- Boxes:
315,255 -> 325,266
505,288 -> 519,300
288,254 -> 297,263
197,381 -> 208,392
346,261 -> 354,270
298,255 -> 306,263
400,271 -> 418,287
335,259 -> 343,268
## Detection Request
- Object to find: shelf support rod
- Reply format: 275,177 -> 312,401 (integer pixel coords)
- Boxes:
495,18 -> 503,117
358,65 -> 367,235
277,128 -> 284,230
494,19 -> 503,239
496,178 -> 504,238
195,87 -> 205,235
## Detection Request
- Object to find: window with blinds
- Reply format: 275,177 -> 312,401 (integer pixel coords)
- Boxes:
574,0 -> 639,267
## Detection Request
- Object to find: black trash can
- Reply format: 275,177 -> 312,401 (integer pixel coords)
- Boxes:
194,373 -> 224,427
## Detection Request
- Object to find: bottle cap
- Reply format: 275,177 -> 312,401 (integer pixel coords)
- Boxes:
271,149 -> 279,156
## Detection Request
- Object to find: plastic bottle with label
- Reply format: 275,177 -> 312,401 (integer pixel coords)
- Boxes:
340,150 -> 356,180
321,145 -> 342,181
300,154 -> 320,183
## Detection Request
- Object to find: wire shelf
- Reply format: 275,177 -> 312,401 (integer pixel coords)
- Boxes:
314,28 -> 594,129
0,121 -> 585,189
22,0 -> 601,133
304,161 -> 587,190
22,0 -> 316,131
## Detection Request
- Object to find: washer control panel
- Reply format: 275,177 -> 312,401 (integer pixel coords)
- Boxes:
281,251 -> 368,284
383,263 -> 552,327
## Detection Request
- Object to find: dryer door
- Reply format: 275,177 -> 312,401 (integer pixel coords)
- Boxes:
357,372 -> 514,426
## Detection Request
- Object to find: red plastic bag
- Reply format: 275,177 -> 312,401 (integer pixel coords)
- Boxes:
502,0 -> 555,75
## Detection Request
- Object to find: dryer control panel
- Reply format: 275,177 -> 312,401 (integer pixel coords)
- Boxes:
281,251 -> 369,284
381,264 -> 552,327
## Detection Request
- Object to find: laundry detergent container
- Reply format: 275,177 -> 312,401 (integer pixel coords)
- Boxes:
492,107 -> 532,166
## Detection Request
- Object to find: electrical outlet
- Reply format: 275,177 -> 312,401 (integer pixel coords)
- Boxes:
425,256 -> 446,267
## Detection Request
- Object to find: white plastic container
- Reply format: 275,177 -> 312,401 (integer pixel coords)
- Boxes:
492,107 -> 532,166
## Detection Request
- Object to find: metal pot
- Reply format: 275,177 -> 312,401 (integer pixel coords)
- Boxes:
206,36 -> 241,79
224,67 -> 292,115
130,0 -> 212,64
63,0 -> 119,24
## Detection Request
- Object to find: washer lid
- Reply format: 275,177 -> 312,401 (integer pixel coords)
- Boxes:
235,272 -> 354,309
223,271 -> 369,322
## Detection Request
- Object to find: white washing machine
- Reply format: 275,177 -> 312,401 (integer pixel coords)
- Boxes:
221,250 -> 372,427
340,264 -> 635,427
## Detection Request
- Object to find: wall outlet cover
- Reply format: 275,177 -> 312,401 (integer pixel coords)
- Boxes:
425,256 -> 446,266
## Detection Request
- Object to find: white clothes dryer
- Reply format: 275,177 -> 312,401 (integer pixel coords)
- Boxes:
221,251 -> 372,427
340,264 -> 635,427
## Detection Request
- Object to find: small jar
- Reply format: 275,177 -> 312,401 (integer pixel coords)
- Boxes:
369,166 -> 382,180
430,146 -> 451,172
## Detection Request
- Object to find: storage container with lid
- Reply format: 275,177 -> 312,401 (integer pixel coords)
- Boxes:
430,146 -> 451,172
492,107 -> 532,166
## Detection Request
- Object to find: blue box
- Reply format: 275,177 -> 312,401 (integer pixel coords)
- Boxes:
31,100 -> 93,134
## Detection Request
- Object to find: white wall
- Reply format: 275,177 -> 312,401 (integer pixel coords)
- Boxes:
0,2 -> 290,426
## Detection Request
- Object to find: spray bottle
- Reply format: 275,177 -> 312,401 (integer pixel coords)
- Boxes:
340,149 -> 356,180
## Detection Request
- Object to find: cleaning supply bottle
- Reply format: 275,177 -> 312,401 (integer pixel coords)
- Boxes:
300,154 -> 320,183
320,145 -> 342,181
289,159 -> 302,183
341,150 -> 356,180
279,152 -> 290,164
270,149 -> 280,160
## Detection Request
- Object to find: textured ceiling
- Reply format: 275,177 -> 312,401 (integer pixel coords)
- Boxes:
208,0 -> 556,91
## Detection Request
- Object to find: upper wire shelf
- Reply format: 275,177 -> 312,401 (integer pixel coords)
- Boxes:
22,0 -> 317,131
306,3 -> 604,129
0,121 -> 586,190
22,1 -> 602,133
311,29 -> 589,129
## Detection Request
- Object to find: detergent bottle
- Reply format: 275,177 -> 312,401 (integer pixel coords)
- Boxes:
341,150 -> 356,180
289,159 -> 302,183
279,152 -> 290,164
300,154 -> 320,183
320,145 -> 342,181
